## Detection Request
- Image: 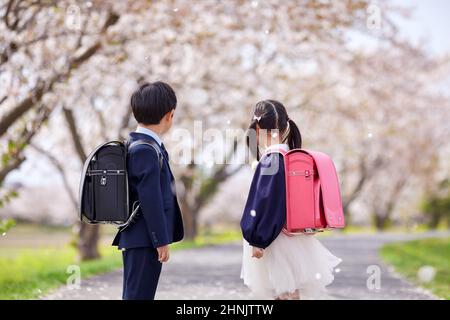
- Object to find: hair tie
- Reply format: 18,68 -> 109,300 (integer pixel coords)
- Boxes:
253,115 -> 262,122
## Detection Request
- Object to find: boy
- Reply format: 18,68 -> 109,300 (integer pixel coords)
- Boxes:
112,81 -> 184,300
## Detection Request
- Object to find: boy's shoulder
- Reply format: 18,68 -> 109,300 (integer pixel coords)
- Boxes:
128,132 -> 161,154
129,139 -> 161,151
128,139 -> 163,165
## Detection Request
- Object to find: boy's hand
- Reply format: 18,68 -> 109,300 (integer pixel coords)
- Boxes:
252,247 -> 264,259
157,245 -> 170,263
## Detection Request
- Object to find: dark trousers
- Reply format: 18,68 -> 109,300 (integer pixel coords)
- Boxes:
122,247 -> 162,300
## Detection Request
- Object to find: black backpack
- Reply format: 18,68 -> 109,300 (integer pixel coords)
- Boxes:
79,139 -> 162,230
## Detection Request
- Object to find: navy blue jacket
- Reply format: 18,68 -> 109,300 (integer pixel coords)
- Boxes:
240,153 -> 286,249
112,132 -> 184,249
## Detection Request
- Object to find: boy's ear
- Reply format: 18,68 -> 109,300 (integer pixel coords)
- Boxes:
166,110 -> 175,120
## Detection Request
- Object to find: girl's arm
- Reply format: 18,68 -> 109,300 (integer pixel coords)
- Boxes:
240,153 -> 286,249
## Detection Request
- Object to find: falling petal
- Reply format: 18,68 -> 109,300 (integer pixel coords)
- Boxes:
417,266 -> 436,283
250,210 -> 256,217
206,160 -> 214,168
315,273 -> 322,280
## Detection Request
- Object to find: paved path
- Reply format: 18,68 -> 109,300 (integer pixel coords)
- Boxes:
43,231 -> 448,300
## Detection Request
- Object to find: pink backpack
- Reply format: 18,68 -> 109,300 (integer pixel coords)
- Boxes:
268,148 -> 345,234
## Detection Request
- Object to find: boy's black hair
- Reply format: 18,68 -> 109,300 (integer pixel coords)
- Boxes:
130,81 -> 177,125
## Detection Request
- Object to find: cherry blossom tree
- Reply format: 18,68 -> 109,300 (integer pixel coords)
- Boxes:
1,0 -> 449,261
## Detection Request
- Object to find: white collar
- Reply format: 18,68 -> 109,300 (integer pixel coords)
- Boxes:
135,126 -> 162,146
265,143 -> 289,152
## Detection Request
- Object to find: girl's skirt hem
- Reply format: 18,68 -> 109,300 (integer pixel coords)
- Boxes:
241,233 -> 342,299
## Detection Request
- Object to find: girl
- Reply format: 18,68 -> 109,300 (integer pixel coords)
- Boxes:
240,100 -> 342,300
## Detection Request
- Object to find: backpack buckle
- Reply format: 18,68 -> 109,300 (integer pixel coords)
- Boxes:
100,171 -> 107,186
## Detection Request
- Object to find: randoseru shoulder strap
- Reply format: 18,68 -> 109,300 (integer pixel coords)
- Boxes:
117,139 -> 163,232
128,139 -> 163,170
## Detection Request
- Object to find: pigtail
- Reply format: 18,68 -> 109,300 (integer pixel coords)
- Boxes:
246,119 -> 260,161
287,119 -> 302,149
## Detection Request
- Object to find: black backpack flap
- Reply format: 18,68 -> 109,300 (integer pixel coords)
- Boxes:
79,141 -> 128,223
92,145 -> 128,222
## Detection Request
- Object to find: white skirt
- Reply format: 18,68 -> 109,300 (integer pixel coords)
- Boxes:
240,232 -> 342,299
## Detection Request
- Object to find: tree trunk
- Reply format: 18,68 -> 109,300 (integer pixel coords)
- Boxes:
182,207 -> 198,240
63,106 -> 101,260
343,208 -> 352,225
427,211 -> 441,229
78,223 -> 100,260
374,214 -> 391,230
180,197 -> 198,240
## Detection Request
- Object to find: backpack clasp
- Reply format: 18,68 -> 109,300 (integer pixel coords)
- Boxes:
100,170 -> 107,186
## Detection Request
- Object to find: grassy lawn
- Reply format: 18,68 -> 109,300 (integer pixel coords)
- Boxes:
0,226 -> 241,300
380,237 -> 450,300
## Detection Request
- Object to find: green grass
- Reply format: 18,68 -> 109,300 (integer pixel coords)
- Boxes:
0,245 -> 122,300
0,229 -> 241,300
380,237 -> 450,300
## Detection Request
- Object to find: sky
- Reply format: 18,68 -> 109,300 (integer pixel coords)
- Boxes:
4,0 -> 450,188
391,0 -> 450,54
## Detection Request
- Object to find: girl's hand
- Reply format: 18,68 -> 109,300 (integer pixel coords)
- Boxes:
252,247 -> 264,259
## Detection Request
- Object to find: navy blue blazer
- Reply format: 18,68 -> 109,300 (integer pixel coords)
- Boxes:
112,132 -> 184,249
240,153 -> 286,249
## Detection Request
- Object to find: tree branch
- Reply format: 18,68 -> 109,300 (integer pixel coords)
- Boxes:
0,104 -> 53,183
192,140 -> 244,212
0,79 -> 54,136
62,106 -> 86,163
30,143 -> 78,211
343,153 -> 383,212
0,10 -> 120,137
118,107 -> 133,140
